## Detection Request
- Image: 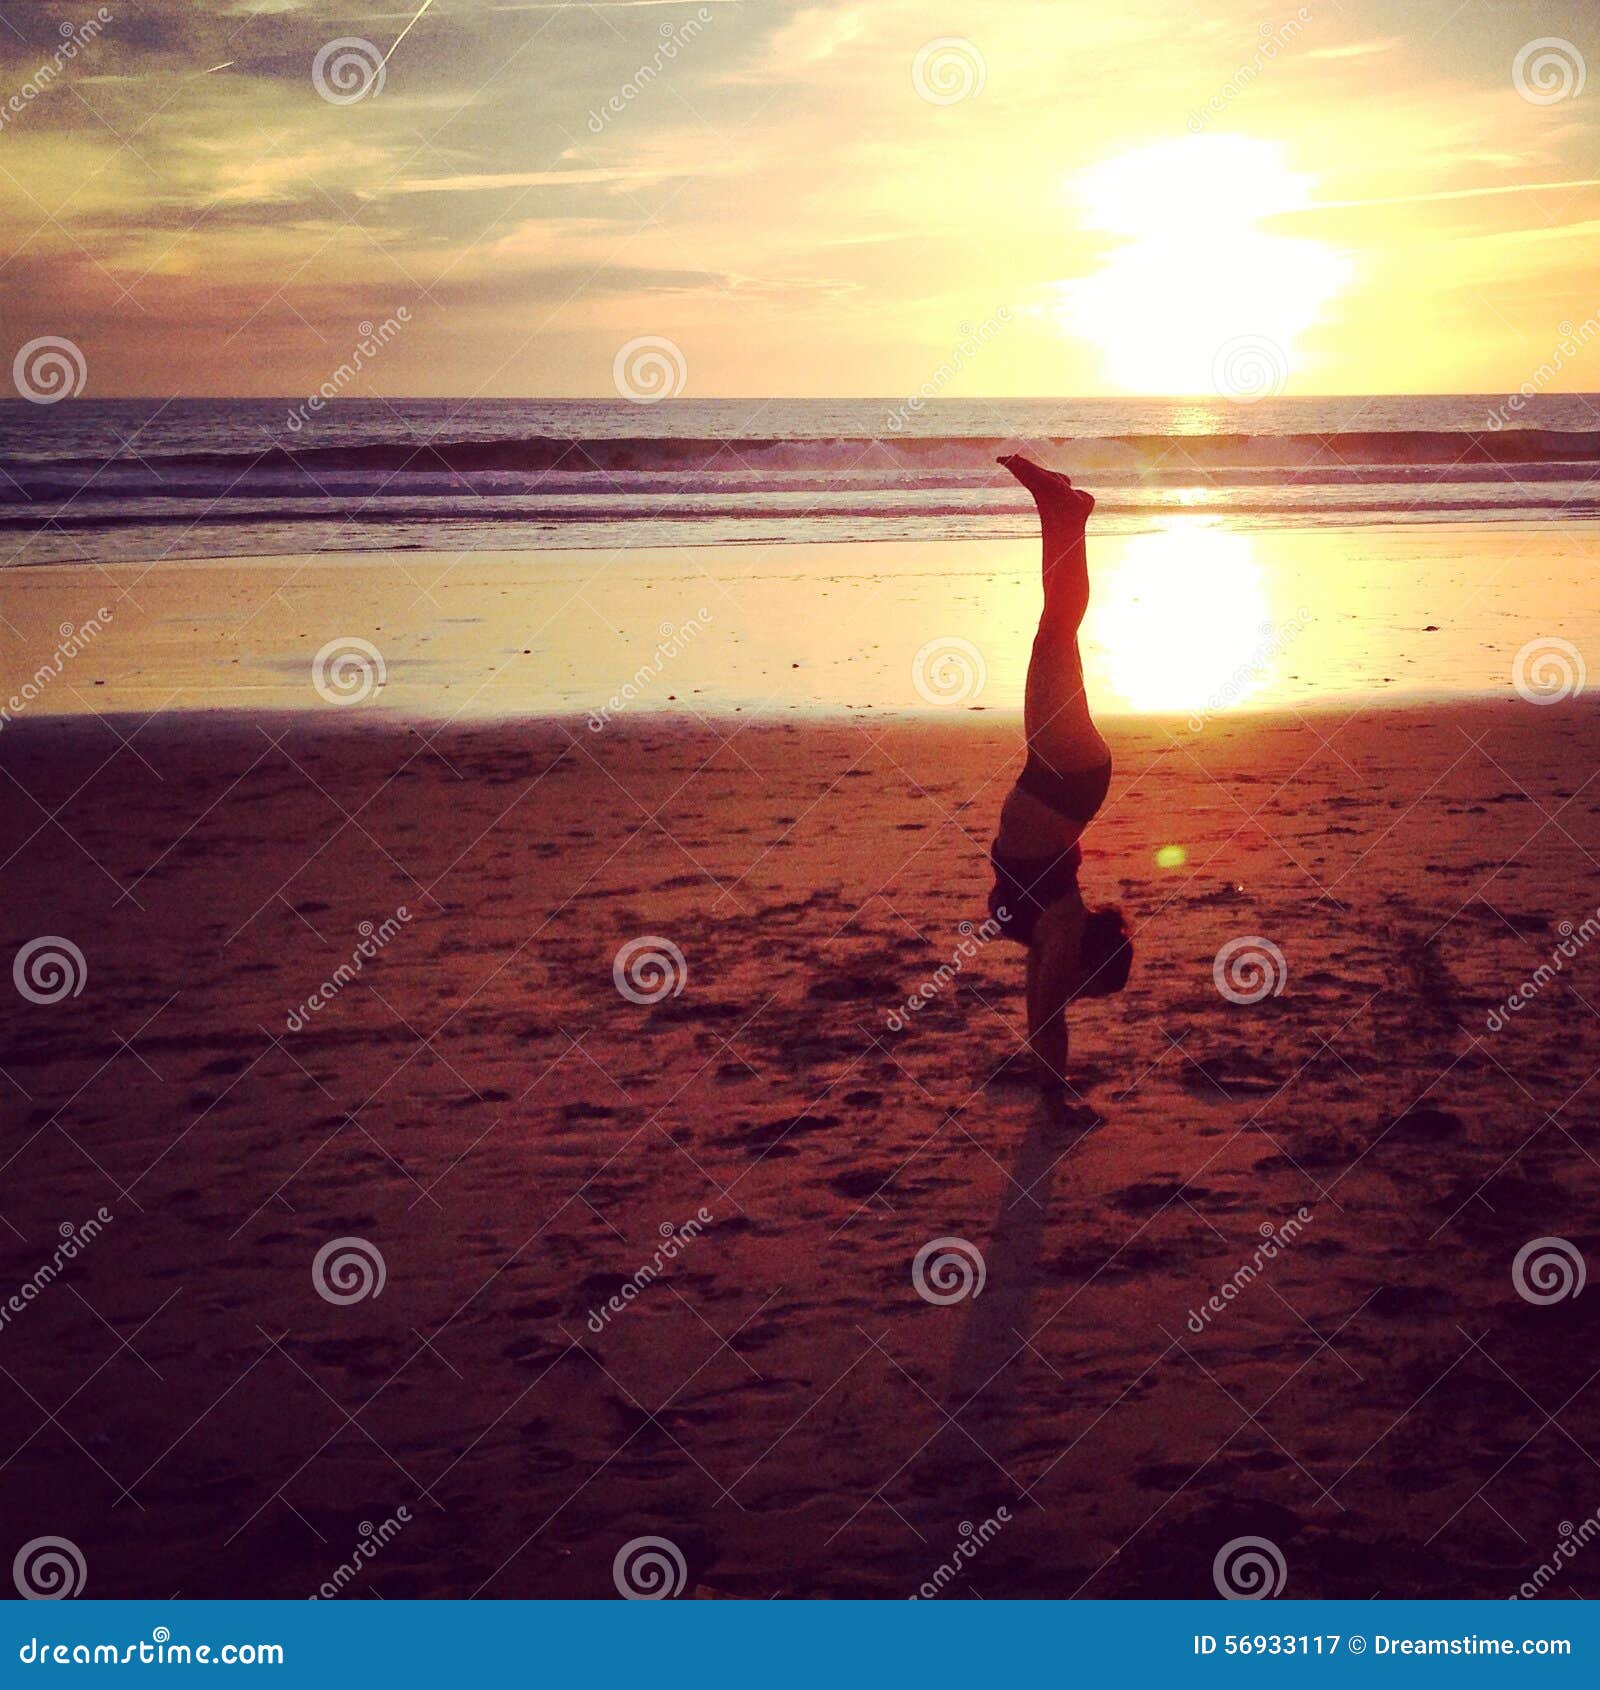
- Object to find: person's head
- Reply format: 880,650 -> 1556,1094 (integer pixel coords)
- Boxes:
1073,904 -> 1132,998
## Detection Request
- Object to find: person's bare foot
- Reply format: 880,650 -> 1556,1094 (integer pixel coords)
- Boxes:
998,453 -> 1095,521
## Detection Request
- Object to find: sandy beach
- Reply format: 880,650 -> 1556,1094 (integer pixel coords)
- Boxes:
11,0 -> 1600,1632
4,684 -> 1598,1597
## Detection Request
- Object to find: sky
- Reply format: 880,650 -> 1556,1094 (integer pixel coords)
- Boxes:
0,0 -> 1596,399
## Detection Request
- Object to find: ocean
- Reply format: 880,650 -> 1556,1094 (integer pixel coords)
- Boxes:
3,393 -> 1599,567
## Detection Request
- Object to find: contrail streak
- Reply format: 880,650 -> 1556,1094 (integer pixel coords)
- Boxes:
1306,176 -> 1600,212
383,0 -> 438,68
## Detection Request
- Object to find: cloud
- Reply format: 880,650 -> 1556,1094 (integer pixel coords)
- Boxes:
1306,37 -> 1403,61
382,166 -> 709,195
764,6 -> 866,67
0,0 -> 1594,395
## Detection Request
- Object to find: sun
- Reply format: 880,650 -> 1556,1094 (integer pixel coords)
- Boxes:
1059,136 -> 1350,397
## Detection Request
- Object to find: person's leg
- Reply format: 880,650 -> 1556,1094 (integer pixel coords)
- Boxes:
999,453 -> 1092,624
998,455 -> 1104,772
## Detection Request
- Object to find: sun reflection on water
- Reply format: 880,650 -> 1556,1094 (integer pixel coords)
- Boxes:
1088,523 -> 1277,713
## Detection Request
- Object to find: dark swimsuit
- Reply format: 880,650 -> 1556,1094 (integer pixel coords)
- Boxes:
987,752 -> 1112,947
1015,749 -> 1112,823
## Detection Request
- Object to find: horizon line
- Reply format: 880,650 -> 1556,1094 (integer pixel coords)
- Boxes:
4,390 -> 1600,405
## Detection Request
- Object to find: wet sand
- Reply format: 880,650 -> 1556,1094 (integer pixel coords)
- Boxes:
3,700 -> 1598,1598
6,521 -> 1600,721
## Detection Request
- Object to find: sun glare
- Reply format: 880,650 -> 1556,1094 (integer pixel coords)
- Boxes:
1061,136 -> 1349,396
1076,135 -> 1312,234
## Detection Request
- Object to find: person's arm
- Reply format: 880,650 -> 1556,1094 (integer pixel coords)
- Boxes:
1025,899 -> 1087,1091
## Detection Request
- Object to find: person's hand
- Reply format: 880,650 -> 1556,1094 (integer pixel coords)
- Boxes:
1038,1083 -> 1101,1132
